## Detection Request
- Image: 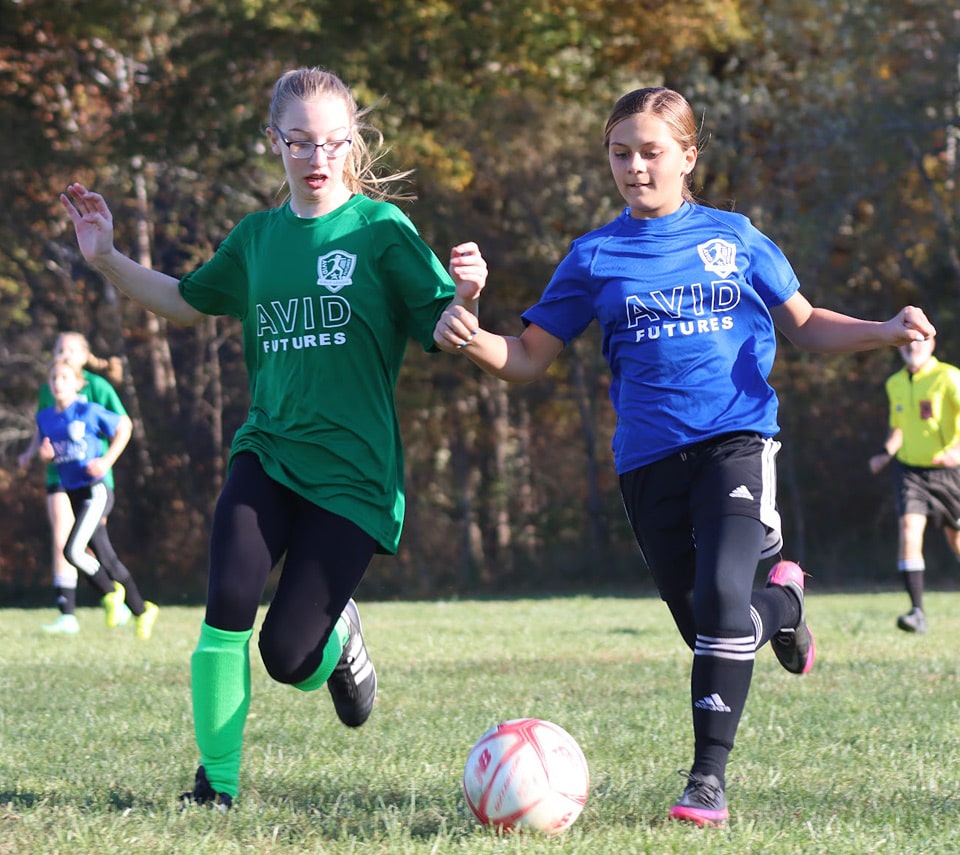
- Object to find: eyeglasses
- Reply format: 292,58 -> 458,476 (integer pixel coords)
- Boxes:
271,127 -> 353,159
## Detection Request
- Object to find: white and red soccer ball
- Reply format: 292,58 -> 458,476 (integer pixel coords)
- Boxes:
462,717 -> 589,836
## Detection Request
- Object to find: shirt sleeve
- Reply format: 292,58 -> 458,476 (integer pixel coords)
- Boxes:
740,221 -> 801,309
37,382 -> 54,412
376,209 -> 456,351
887,375 -> 901,430
86,373 -> 128,416
520,240 -> 596,345
947,366 -> 960,440
93,404 -> 122,440
179,223 -> 249,319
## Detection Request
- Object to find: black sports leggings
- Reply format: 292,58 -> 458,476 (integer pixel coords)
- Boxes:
206,452 -> 377,685
65,483 -> 141,605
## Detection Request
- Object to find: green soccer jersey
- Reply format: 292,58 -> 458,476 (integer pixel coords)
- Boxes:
179,195 -> 456,553
37,369 -> 127,489
887,356 -> 960,467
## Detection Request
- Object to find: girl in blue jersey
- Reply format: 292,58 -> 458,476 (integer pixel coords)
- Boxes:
434,87 -> 935,826
19,331 -> 128,634
34,358 -> 158,639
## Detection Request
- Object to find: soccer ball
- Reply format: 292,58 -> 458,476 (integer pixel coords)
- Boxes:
462,717 -> 589,836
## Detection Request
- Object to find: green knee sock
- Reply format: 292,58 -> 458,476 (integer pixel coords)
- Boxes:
191,622 -> 253,798
292,614 -> 350,692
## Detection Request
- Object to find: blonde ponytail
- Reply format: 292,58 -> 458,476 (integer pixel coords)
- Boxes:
85,351 -> 124,386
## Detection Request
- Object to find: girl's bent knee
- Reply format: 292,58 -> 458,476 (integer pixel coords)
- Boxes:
259,635 -> 316,685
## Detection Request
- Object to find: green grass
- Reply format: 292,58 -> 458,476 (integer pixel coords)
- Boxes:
2,592 -> 960,853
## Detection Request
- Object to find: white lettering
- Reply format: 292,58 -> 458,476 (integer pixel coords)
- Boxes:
624,281 -> 742,326
319,296 -> 351,327
256,294 -> 352,355
261,332 -> 346,353
690,283 -> 705,316
712,280 -> 740,312
632,315 -> 734,343
257,304 -> 279,336
626,295 -> 657,328
624,279 -> 742,344
271,299 -> 299,333
649,286 -> 685,319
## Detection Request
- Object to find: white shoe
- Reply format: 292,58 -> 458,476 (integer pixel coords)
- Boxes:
43,614 -> 80,635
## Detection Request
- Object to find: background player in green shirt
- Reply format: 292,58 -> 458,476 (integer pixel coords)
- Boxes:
61,66 -> 487,808
869,335 -> 960,633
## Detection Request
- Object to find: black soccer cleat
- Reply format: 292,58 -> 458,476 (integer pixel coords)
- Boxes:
669,770 -> 728,826
766,560 -> 816,675
327,598 -> 377,727
897,607 -> 927,634
179,765 -> 233,812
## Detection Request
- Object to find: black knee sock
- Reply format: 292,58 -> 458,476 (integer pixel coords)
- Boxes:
750,586 -> 799,648
903,571 -> 924,610
86,567 -> 116,597
55,586 -> 77,616
107,563 -> 146,615
690,643 -> 754,787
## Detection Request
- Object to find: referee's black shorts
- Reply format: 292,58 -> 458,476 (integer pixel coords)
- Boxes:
894,462 -> 960,530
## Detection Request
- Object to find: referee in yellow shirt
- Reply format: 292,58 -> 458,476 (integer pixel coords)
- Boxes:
869,336 -> 960,633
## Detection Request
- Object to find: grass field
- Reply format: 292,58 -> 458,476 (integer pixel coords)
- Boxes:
1,591 -> 959,854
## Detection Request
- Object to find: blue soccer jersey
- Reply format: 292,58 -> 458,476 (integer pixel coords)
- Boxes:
36,400 -> 123,490
521,202 -> 800,473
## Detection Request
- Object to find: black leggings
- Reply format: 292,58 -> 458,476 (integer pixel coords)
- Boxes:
206,452 -> 377,685
65,483 -> 141,606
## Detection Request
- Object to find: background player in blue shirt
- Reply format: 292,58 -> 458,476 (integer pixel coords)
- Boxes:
34,358 -> 158,639
434,87 -> 935,827
18,330 -> 127,634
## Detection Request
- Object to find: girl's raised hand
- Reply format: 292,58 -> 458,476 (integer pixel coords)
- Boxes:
60,183 -> 116,265
449,242 -> 487,303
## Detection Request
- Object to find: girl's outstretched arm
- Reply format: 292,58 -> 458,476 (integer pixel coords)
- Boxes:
771,292 -> 935,353
434,307 -> 563,384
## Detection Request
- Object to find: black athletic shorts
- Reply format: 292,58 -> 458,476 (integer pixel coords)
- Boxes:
895,462 -> 960,530
620,432 -> 784,570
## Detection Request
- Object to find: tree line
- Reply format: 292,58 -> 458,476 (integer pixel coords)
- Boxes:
1,0 -> 959,603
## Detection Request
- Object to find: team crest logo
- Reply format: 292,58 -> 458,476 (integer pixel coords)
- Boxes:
697,238 -> 738,279
316,250 -> 357,293
68,420 -> 86,442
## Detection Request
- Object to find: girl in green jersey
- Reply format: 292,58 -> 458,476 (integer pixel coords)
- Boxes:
61,66 -> 486,807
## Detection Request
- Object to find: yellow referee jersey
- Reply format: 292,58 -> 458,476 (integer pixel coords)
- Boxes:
887,356 -> 960,467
